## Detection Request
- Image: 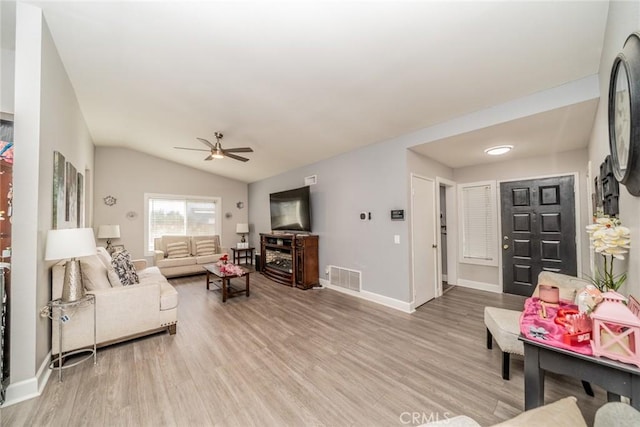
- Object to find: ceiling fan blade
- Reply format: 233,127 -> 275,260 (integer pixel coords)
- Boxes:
174,146 -> 210,152
196,137 -> 216,149
223,147 -> 253,153
204,154 -> 214,161
224,152 -> 250,162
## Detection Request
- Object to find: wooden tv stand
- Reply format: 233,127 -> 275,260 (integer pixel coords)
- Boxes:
260,233 -> 319,289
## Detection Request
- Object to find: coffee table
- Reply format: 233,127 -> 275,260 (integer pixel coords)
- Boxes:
204,264 -> 254,302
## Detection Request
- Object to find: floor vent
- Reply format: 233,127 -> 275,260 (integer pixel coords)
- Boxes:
329,266 -> 361,292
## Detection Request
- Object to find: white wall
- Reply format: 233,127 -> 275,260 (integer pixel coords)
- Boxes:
8,2 -> 94,405
588,0 -> 640,297
453,148 -> 589,290
93,147 -> 248,260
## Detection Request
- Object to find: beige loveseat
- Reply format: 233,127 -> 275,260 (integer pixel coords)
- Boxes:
51,247 -> 178,355
153,235 -> 227,278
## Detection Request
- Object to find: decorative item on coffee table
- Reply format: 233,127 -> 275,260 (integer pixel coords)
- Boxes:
216,254 -> 245,276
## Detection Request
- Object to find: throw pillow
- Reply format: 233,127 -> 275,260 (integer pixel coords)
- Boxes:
79,256 -> 112,291
107,267 -> 123,287
195,239 -> 217,256
111,250 -> 139,286
166,241 -> 189,259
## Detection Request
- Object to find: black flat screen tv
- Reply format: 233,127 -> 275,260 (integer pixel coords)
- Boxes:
269,186 -> 311,232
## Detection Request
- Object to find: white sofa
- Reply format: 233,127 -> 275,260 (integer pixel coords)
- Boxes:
425,396 -> 640,426
153,235 -> 227,278
51,247 -> 178,355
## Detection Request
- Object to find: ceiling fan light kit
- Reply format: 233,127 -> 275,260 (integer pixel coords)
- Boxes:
175,132 -> 253,163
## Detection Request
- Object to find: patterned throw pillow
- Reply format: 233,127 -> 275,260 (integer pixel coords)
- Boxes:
166,241 -> 189,259
195,239 -> 217,256
111,250 -> 139,286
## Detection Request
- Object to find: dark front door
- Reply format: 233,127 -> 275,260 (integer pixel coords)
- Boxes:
500,176 -> 577,296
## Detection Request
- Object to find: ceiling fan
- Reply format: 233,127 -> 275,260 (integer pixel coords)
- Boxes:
174,132 -> 253,162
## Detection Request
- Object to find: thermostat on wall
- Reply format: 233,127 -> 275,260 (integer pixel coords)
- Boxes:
391,210 -> 404,220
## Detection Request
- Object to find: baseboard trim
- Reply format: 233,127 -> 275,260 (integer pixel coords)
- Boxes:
456,279 -> 501,293
320,279 -> 413,313
2,351 -> 51,407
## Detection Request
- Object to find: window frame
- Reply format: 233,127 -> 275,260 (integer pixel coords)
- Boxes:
144,193 -> 222,256
457,181 -> 498,267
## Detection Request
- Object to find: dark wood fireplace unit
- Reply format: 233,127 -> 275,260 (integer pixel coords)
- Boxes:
260,233 -> 319,290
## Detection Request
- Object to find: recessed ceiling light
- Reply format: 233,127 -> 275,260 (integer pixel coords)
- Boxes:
484,145 -> 513,156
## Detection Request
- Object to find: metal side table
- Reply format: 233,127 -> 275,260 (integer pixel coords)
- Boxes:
48,294 -> 97,382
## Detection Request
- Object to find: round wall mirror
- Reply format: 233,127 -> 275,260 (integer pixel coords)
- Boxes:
609,32 -> 640,196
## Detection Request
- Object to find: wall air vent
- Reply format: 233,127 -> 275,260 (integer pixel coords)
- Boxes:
329,266 -> 361,292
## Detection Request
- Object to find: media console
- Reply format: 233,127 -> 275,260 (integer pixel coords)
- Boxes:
260,233 -> 319,289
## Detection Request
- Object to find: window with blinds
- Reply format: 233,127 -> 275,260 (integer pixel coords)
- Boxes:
145,194 -> 221,253
458,181 -> 498,266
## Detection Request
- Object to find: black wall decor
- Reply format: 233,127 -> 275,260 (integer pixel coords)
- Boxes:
600,155 -> 620,216
609,32 -> 640,196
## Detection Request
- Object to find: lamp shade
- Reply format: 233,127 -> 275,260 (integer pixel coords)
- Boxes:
236,223 -> 249,234
97,224 -> 120,239
45,228 -> 97,261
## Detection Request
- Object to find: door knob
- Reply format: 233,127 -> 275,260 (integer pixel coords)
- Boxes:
503,244 -> 509,250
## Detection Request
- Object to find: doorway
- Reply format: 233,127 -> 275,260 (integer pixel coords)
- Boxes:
500,175 -> 577,296
411,174 -> 437,307
436,177 -> 457,294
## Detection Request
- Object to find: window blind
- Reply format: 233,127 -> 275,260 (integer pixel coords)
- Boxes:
461,183 -> 496,262
147,196 -> 219,252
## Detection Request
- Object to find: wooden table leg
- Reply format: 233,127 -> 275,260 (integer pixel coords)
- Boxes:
246,273 -> 250,297
222,278 -> 228,302
632,376 -> 640,410
206,270 -> 210,290
524,343 -> 545,410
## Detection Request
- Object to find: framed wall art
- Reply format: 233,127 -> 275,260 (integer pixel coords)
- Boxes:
52,151 -> 66,229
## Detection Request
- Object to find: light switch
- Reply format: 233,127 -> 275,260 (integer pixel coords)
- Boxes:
394,235 -> 400,244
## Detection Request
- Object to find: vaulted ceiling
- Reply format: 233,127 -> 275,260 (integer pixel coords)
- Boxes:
9,1 -> 609,182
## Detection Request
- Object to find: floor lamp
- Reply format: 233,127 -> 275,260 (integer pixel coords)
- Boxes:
45,228 -> 97,302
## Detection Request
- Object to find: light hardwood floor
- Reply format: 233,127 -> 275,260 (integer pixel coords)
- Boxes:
2,275 -> 607,426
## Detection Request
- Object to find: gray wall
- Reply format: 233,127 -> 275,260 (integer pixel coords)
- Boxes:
588,0 -> 640,297
10,2 -> 94,399
249,138 -> 412,302
249,77 -> 599,304
1,48 -> 14,113
453,148 -> 590,289
94,147 -> 248,260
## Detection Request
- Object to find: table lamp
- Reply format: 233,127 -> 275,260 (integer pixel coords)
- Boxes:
45,228 -> 97,302
97,224 -> 120,254
236,223 -> 249,247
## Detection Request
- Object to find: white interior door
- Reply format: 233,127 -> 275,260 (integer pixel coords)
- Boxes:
411,175 -> 437,307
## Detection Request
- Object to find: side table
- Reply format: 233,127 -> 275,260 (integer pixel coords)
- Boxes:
48,294 -> 97,382
231,247 -> 255,265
